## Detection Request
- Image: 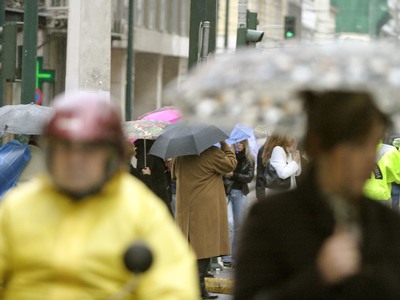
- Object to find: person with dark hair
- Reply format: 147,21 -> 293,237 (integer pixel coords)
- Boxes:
133,139 -> 173,215
0,91 -> 199,299
234,90 -> 400,299
222,139 -> 255,268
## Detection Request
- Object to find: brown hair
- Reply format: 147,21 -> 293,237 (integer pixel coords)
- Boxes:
261,132 -> 293,166
237,139 -> 255,164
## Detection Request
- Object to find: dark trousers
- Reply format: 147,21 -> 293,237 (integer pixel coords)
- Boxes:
197,258 -> 211,297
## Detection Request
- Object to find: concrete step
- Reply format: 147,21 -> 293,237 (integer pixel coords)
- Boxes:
205,277 -> 234,294
205,266 -> 234,295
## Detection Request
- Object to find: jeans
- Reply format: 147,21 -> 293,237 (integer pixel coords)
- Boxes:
221,189 -> 248,264
171,193 -> 177,217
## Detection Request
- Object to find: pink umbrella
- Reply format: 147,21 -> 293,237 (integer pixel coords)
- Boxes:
138,106 -> 183,123
122,119 -> 170,166
123,120 -> 170,142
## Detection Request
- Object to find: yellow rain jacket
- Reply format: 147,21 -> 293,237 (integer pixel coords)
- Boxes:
0,172 -> 199,299
364,142 -> 400,201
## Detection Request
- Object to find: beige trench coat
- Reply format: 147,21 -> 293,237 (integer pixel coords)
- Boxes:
172,143 -> 237,259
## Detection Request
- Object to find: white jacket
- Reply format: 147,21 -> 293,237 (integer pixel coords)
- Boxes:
269,146 -> 301,190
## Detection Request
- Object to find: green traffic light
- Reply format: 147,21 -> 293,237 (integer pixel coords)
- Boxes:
284,16 -> 296,39
285,31 -> 294,38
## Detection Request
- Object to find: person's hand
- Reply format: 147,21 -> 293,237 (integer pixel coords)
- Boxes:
220,140 -> 228,147
142,167 -> 151,175
292,150 -> 301,163
225,172 -> 233,178
317,228 -> 361,284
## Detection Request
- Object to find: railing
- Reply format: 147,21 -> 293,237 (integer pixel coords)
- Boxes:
112,0 -> 189,37
5,0 -> 46,10
41,0 -> 68,31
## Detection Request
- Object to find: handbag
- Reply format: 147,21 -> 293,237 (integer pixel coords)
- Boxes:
223,177 -> 234,195
264,162 -> 290,190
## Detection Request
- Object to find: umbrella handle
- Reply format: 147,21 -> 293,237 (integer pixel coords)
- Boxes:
144,140 -> 147,167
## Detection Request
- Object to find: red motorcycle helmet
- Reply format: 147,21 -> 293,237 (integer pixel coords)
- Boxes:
44,90 -> 126,157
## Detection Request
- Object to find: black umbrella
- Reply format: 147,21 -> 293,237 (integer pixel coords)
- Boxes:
149,121 -> 229,159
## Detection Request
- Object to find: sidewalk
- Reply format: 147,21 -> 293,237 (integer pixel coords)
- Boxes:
205,265 -> 234,295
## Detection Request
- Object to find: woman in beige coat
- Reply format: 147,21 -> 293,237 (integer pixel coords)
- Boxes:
172,140 -> 237,299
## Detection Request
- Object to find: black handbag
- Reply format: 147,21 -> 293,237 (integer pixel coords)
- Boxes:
223,177 -> 234,195
264,162 -> 290,190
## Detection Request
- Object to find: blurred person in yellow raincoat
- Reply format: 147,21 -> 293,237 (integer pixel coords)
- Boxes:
0,91 -> 199,300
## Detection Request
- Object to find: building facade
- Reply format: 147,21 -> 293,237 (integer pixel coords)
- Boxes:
4,0 -> 391,120
216,0 -> 337,53
2,0 -> 190,120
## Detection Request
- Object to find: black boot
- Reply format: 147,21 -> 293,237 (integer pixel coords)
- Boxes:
200,279 -> 218,299
198,258 -> 219,299
204,270 -> 215,278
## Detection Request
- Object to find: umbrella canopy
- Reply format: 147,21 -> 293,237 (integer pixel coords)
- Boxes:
165,41 -> 400,137
122,119 -> 170,142
248,133 -> 259,159
138,106 -> 183,123
149,121 -> 229,159
0,103 -> 54,135
0,140 -> 31,199
224,124 -> 259,158
226,124 -> 253,145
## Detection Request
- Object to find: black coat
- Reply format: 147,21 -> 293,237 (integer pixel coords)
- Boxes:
132,139 -> 173,216
234,170 -> 400,300
227,151 -> 255,195
255,144 -> 266,200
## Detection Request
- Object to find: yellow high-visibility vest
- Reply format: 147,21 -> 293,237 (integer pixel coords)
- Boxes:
364,142 -> 400,201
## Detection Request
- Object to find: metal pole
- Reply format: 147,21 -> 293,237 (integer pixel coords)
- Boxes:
125,0 -> 134,121
21,0 -> 38,104
188,0 -> 216,70
188,0 -> 203,70
236,0 -> 248,47
224,0 -> 229,48
198,21 -> 210,65
238,0 -> 247,28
